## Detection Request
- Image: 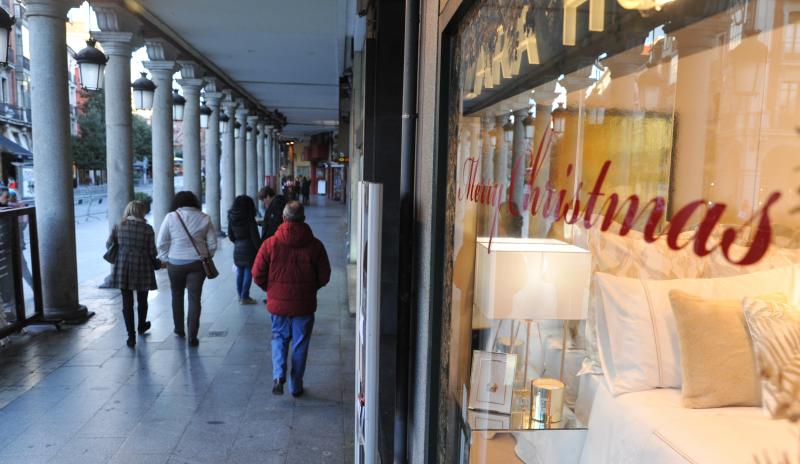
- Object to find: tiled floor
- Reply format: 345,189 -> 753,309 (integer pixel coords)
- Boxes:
0,198 -> 355,464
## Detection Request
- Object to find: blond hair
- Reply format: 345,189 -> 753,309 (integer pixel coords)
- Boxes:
122,200 -> 147,222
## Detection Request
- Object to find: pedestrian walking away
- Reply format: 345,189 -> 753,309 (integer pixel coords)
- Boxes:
227,195 -> 262,304
258,186 -> 286,241
157,191 -> 218,347
252,201 -> 331,397
105,200 -> 161,348
301,176 -> 311,206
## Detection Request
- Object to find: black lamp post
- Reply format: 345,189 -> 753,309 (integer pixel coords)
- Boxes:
75,38 -> 108,91
502,117 -> 514,143
523,113 -> 535,139
0,7 -> 15,66
234,121 -> 241,138
219,112 -> 230,133
246,124 -> 253,141
172,89 -> 186,121
551,104 -> 567,134
199,100 -> 212,129
131,72 -> 156,111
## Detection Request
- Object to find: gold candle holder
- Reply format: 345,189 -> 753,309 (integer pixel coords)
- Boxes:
530,378 -> 565,425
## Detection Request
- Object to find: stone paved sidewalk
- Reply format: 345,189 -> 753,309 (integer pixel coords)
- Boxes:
0,198 -> 355,464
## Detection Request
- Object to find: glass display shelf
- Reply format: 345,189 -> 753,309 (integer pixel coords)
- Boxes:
462,387 -> 586,433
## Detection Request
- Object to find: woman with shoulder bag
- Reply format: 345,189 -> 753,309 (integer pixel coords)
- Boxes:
106,200 -> 160,348
156,191 -> 218,347
228,195 -> 262,304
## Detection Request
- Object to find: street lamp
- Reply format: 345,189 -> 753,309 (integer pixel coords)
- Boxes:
219,112 -> 230,133
75,38 -> 108,91
172,89 -> 186,121
199,100 -> 212,129
502,117 -> 514,143
523,113 -> 535,139
0,7 -> 15,66
234,121 -> 241,138
131,72 -> 156,111
246,124 -> 253,141
551,104 -> 567,134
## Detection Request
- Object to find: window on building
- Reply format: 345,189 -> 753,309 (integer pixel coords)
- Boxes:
784,11 -> 800,53
1,77 -> 7,103
778,81 -> 799,112
20,25 -> 29,59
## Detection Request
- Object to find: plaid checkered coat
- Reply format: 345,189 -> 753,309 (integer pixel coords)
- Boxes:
107,218 -> 159,291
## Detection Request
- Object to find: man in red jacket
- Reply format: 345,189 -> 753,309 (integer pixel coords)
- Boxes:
252,201 -> 331,397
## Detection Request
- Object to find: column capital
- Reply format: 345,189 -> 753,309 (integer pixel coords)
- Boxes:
513,108 -> 530,117
177,78 -> 204,95
246,115 -> 259,125
235,99 -> 250,118
143,60 -> 177,78
256,121 -> 266,131
559,65 -> 595,93
204,76 -> 220,93
480,114 -> 496,128
204,91 -> 224,108
22,0 -> 80,19
90,31 -> 135,57
145,37 -> 178,61
178,61 -> 203,79
221,98 -> 238,114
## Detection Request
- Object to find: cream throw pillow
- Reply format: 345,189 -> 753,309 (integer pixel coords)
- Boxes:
743,298 -> 800,420
668,291 -> 772,408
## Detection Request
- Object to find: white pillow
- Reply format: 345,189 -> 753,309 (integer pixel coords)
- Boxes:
595,265 -> 800,395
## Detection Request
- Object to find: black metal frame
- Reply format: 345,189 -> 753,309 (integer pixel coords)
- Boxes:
0,206 -> 61,339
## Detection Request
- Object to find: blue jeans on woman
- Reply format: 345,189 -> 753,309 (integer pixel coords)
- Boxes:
236,265 -> 252,300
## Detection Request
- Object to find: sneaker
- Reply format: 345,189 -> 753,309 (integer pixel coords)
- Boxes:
137,321 -> 151,335
272,380 -> 284,395
291,388 -> 304,398
240,297 -> 257,305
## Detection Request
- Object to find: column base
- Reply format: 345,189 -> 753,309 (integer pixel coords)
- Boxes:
44,304 -> 95,325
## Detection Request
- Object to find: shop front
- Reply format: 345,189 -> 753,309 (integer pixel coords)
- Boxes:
424,0 -> 800,462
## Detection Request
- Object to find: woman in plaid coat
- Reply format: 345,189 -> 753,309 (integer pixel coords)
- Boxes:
106,201 -> 160,347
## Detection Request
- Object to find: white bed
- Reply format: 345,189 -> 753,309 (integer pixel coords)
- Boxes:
579,378 -> 799,464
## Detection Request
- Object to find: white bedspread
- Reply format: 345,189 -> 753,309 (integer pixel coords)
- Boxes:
580,383 -> 799,464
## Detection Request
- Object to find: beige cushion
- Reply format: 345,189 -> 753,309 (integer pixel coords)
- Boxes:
669,290 -> 767,408
743,298 -> 800,420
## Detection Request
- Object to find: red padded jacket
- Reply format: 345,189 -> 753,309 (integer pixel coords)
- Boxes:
251,221 -> 331,317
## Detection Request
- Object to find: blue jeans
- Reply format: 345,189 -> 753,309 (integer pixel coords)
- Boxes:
236,266 -> 252,299
270,314 -> 314,394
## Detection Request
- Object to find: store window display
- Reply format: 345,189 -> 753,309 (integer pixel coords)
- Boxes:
439,1 -> 800,462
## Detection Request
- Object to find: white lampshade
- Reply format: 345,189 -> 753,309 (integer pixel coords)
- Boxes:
474,238 -> 591,321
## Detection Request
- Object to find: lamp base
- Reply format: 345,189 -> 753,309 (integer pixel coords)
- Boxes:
530,377 -> 565,425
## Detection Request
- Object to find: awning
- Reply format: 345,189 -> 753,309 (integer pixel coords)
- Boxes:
0,135 -> 31,161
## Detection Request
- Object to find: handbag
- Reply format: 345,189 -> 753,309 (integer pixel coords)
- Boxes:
175,211 -> 219,279
103,226 -> 118,264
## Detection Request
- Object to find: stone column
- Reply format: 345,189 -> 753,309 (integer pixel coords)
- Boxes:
530,83 -> 559,238
26,0 -> 87,320
510,108 -> 530,214
220,95 -> 238,225
480,115 -> 495,183
177,62 -> 203,200
264,125 -> 274,180
91,30 -> 135,229
256,121 -> 265,192
246,114 -> 259,201
234,101 -> 248,196
494,114 -> 510,186
204,80 -> 223,232
271,128 -> 279,187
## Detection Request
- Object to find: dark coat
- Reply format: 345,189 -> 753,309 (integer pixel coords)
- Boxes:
261,194 -> 287,241
108,219 -> 159,291
227,209 -> 261,268
301,180 -> 311,196
251,221 -> 331,317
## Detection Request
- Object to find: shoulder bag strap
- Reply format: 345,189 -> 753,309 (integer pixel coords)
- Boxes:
175,211 -> 206,258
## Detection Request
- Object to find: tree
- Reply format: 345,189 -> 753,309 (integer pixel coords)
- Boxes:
132,114 -> 151,162
71,89 -> 106,170
71,89 -> 153,169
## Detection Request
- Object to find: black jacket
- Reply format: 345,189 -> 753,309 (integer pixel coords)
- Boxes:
227,209 -> 261,267
261,194 -> 287,241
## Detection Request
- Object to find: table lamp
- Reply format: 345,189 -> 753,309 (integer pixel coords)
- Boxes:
474,237 -> 591,425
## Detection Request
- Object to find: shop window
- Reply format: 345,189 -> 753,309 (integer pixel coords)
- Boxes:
439,1 -> 800,463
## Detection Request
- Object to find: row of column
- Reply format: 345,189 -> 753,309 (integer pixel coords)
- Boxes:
25,0 -> 282,320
